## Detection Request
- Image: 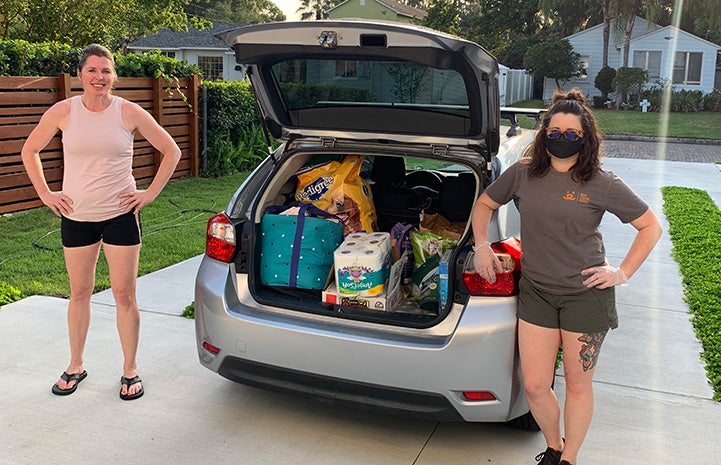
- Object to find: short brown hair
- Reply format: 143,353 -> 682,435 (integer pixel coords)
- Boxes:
77,44 -> 115,73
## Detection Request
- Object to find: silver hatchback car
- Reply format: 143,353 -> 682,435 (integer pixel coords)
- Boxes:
194,20 -> 541,428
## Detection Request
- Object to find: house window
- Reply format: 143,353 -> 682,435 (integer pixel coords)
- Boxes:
673,52 -> 702,85
162,51 -> 176,59
632,51 -> 661,79
335,60 -> 357,78
198,56 -> 223,81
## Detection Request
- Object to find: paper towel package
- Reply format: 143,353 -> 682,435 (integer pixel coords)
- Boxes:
323,252 -> 407,312
334,232 -> 391,296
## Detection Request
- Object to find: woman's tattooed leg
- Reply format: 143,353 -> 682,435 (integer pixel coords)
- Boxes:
578,331 -> 607,372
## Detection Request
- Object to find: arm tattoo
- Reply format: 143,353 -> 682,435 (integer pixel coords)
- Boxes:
578,331 -> 607,372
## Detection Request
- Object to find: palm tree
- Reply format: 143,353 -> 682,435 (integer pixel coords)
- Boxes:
617,0 -> 665,68
296,0 -> 336,20
613,0 -> 665,108
601,0 -> 612,68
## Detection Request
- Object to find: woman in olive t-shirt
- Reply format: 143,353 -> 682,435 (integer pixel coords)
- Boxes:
471,89 -> 661,465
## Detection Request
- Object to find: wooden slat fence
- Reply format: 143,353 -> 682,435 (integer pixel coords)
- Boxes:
0,73 -> 200,214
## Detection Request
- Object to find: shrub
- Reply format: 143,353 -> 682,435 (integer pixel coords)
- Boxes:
202,80 -> 258,141
0,40 -> 77,75
594,66 -> 616,98
702,89 -> 721,111
0,40 -> 199,78
0,282 -> 24,308
203,123 -> 281,177
640,78 -> 670,112
612,67 -> 648,106
115,50 -> 201,78
671,89 -> 704,112
200,80 -> 287,177
641,80 -> 700,113
592,95 -> 607,109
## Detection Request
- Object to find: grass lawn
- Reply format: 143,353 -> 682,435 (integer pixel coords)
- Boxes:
0,172 -> 249,298
512,99 -> 721,140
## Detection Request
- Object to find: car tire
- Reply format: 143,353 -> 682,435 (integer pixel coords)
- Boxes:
506,410 -> 541,431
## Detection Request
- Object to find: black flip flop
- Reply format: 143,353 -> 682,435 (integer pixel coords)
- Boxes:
51,370 -> 87,396
119,375 -> 144,401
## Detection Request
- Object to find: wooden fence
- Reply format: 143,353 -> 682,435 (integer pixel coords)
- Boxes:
0,73 -> 200,214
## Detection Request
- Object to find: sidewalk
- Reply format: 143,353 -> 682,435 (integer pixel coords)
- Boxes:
0,157 -> 720,464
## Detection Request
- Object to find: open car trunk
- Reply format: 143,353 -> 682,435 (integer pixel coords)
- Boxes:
216,21 -> 529,328
240,147 -> 485,328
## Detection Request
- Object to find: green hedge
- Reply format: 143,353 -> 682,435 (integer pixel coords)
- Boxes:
200,80 -> 276,177
0,40 -> 78,76
662,186 -> 721,401
0,39 -> 200,77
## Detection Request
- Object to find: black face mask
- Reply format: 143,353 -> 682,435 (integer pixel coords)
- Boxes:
545,137 -> 583,159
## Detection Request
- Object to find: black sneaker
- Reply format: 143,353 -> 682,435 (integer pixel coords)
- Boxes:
535,447 -> 562,465
559,461 -> 573,465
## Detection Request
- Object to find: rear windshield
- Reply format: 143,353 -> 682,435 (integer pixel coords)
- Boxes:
270,59 -> 474,136
273,59 -> 469,109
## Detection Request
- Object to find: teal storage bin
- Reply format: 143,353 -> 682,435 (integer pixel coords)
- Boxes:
260,203 -> 343,290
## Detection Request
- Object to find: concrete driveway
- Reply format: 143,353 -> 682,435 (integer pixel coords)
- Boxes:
1,155 -> 720,465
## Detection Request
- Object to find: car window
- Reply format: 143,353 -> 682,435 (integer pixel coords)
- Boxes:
404,157 -> 467,172
272,59 -> 469,114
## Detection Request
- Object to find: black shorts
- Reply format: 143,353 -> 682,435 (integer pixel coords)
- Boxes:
61,211 -> 142,248
517,276 -> 618,333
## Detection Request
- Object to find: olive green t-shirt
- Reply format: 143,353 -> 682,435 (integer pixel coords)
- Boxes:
486,161 -> 649,294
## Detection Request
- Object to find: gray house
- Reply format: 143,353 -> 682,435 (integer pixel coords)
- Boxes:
128,23 -> 246,81
543,16 -> 721,101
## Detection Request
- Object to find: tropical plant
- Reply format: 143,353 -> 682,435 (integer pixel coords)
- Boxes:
296,0 -> 337,20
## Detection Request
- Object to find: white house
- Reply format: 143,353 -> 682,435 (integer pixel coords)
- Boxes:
127,23 -> 246,81
542,17 -> 721,101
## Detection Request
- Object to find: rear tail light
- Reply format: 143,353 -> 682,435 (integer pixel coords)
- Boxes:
462,391 -> 497,401
206,213 -> 236,262
463,237 -> 522,296
202,341 -> 221,355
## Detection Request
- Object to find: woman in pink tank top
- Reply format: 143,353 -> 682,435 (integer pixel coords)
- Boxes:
21,44 -> 182,401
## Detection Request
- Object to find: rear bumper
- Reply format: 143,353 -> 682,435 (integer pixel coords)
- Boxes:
194,257 -> 528,423
219,356 -> 464,421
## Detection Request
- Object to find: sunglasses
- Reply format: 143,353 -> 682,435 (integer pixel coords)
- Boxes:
546,128 -> 584,141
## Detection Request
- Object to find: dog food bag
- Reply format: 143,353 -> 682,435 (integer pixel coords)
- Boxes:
295,155 -> 377,235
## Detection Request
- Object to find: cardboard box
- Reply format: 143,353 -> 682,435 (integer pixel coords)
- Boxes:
323,252 -> 406,312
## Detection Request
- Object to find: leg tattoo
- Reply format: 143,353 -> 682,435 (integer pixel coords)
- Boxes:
578,331 -> 607,372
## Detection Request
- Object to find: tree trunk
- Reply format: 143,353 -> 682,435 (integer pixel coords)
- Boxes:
602,0 -> 611,68
616,5 -> 638,109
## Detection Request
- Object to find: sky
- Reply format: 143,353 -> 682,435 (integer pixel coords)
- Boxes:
273,0 -> 302,20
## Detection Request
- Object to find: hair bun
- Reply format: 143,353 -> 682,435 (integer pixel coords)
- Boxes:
550,88 -> 588,107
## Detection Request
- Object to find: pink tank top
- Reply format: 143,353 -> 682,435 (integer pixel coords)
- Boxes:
62,95 -> 136,221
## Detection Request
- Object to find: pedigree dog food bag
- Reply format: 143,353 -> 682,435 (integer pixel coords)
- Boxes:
295,155 -> 377,235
